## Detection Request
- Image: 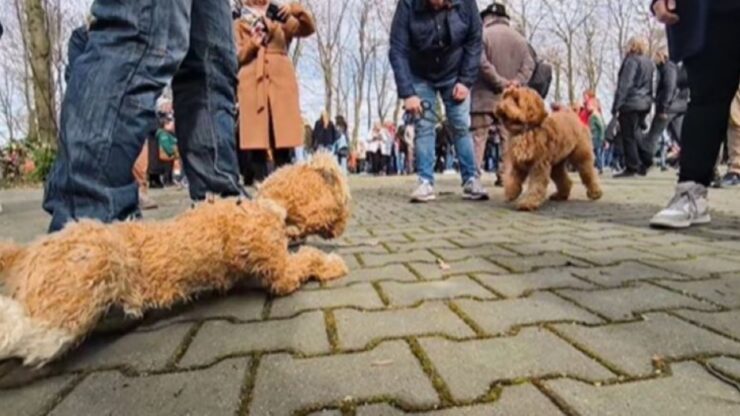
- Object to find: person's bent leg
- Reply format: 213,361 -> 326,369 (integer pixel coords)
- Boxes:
441,89 -> 478,184
44,0 -> 190,232
173,0 -> 243,202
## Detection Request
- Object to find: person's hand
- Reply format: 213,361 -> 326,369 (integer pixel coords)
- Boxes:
658,113 -> 669,120
251,29 -> 266,46
278,4 -> 292,20
452,83 -> 470,102
653,0 -> 679,25
405,96 -> 422,116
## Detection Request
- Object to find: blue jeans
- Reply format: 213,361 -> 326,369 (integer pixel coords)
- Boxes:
413,80 -> 477,185
44,0 -> 242,232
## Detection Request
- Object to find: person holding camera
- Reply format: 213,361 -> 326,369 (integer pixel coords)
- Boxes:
234,0 -> 315,184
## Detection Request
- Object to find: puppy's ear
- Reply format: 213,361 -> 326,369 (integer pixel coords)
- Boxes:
523,89 -> 548,125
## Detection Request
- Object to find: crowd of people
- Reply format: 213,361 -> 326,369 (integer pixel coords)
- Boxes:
0,0 -> 737,233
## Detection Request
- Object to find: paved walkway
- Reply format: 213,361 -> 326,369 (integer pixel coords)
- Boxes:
1,172 -> 740,415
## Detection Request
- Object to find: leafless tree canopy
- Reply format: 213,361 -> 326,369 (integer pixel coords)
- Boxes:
0,0 -> 665,145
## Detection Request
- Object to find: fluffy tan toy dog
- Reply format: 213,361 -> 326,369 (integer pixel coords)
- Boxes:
495,87 -> 603,211
0,152 -> 350,367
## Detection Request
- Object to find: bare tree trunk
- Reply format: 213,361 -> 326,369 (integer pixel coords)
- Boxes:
23,0 -> 57,148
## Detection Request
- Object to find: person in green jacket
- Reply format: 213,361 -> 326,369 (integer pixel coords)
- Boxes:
587,98 -> 606,174
157,116 -> 178,161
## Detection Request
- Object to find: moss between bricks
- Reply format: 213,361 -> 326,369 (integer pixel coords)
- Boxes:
237,353 -> 262,416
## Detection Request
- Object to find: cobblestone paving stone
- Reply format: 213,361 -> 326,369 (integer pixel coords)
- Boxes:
249,342 -> 438,415
553,313 -> 740,376
555,283 -> 718,320
419,328 -> 614,401
179,312 -> 331,366
50,359 -> 250,416
545,363 -> 740,415
381,276 -> 498,306
454,292 -> 603,334
355,384 -> 563,415
2,173 -> 740,415
334,302 -> 475,349
474,268 -> 597,297
407,257 -> 508,279
656,274 -> 740,308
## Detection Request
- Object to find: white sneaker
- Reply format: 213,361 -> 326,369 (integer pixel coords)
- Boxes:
650,182 -> 711,229
463,177 -> 490,201
410,180 -> 436,203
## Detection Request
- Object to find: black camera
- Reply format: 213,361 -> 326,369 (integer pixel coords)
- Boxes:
266,3 -> 287,23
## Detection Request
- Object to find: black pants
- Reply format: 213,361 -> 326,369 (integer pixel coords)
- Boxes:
679,9 -> 740,187
619,111 -> 650,172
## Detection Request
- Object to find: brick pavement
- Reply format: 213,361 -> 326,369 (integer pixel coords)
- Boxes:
1,172 -> 740,415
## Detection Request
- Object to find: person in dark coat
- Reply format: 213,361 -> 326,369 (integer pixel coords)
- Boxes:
645,49 -> 690,157
650,0 -> 740,229
312,111 -> 338,151
611,36 -> 655,178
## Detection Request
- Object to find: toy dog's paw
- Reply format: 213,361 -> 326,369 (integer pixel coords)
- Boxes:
317,253 -> 348,282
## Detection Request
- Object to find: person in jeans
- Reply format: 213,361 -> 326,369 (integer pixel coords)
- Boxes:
650,0 -> 740,228
611,36 -> 655,178
389,0 -> 488,202
43,0 -> 245,233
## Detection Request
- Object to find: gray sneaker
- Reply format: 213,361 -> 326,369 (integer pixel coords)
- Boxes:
410,180 -> 436,203
650,182 -> 711,229
463,177 -> 489,201
139,192 -> 159,210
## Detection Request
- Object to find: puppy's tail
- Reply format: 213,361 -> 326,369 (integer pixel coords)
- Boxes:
0,241 -> 21,275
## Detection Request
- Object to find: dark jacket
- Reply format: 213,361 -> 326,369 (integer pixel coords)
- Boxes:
655,61 -> 690,114
612,53 -> 655,115
312,120 -> 338,150
65,25 -> 89,83
389,0 -> 482,98
654,0 -> 739,62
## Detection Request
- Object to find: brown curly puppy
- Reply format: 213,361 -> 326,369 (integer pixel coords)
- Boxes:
495,87 -> 603,211
0,152 -> 350,367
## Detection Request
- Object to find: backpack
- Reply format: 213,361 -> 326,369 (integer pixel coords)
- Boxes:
527,44 -> 553,99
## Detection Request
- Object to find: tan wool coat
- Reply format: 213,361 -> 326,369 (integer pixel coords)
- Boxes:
235,4 -> 315,150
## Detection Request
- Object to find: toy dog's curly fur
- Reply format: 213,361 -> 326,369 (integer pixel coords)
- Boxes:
495,87 -> 603,211
0,152 -> 351,367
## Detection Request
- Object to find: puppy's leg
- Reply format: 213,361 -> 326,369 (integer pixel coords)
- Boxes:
504,163 -> 527,202
571,144 -> 603,201
517,162 -> 551,211
549,162 -> 572,201
266,246 -> 349,296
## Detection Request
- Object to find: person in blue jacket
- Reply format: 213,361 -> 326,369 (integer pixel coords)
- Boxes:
389,0 -> 488,203
650,0 -> 740,229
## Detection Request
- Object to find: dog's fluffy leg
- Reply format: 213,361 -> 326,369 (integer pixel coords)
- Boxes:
268,247 -> 348,296
549,162 -> 573,201
570,143 -> 603,201
503,164 -> 527,202
517,162 -> 551,211
0,295 -> 76,368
